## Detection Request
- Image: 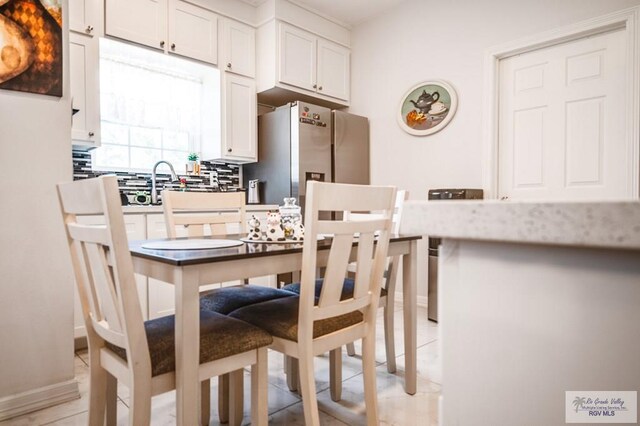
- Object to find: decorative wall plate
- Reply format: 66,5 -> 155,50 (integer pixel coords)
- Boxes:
397,80 -> 458,136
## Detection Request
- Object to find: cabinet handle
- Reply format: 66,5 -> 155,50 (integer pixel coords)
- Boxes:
88,131 -> 95,137
171,43 -> 176,50
312,84 -> 317,89
227,63 -> 232,69
318,86 -> 323,91
160,40 -> 165,47
227,148 -> 233,153
85,25 -> 93,33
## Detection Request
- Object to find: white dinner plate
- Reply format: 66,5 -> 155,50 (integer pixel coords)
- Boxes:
141,239 -> 244,250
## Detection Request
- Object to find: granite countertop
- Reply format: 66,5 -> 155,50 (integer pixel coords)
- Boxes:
401,200 -> 640,250
122,204 -> 278,214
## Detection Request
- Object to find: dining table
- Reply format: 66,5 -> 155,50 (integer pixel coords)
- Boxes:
130,233 -> 421,426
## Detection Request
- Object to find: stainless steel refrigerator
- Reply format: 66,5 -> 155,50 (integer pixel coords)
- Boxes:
243,101 -> 369,211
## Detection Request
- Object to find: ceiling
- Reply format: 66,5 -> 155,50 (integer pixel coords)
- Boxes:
239,0 -> 406,26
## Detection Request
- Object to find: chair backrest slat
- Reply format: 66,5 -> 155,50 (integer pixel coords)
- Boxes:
83,241 -> 123,333
301,182 -> 396,328
163,191 -> 247,237
58,176 -> 149,373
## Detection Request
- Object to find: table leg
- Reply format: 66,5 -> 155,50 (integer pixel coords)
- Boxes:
175,267 -> 201,426
403,240 -> 418,395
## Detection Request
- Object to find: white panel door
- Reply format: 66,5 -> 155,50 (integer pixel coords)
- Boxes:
317,38 -> 350,101
222,74 -> 257,161
498,29 -> 629,200
222,19 -> 255,78
168,0 -> 218,64
106,0 -> 167,51
278,23 -> 316,92
70,32 -> 100,146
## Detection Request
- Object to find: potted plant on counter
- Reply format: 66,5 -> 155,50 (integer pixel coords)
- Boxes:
187,152 -> 199,174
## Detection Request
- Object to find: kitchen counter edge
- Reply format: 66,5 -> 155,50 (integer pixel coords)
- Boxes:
401,200 -> 640,250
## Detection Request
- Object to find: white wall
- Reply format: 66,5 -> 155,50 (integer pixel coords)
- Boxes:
0,0 -> 75,414
349,0 -> 640,200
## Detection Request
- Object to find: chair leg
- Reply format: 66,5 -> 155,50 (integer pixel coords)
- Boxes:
384,303 -> 397,373
87,356 -> 108,426
201,380 -> 211,426
229,369 -> 244,426
362,333 -> 380,426
298,348 -> 320,426
285,356 -> 299,392
106,373 -> 117,426
329,348 -> 342,402
128,374 -> 152,426
346,342 -> 356,357
218,374 -> 229,423
251,348 -> 269,426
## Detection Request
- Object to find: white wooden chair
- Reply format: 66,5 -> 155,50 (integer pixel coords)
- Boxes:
58,176 -> 270,426
161,189 -> 294,423
344,189 -> 409,372
229,181 -> 396,425
161,190 -> 247,237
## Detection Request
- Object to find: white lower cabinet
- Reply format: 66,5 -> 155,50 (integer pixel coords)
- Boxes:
74,214 -> 147,339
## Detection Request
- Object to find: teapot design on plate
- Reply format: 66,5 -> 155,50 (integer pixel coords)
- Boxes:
410,90 -> 440,114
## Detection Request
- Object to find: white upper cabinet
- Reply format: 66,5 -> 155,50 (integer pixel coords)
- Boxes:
105,0 -> 218,64
221,74 -> 257,162
278,23 -> 316,92
106,0 -> 168,51
316,38 -> 350,101
69,0 -> 101,36
70,32 -> 100,147
168,0 -> 218,65
221,19 -> 255,78
257,21 -> 350,105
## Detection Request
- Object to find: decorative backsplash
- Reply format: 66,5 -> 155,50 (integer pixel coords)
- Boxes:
72,150 -> 242,204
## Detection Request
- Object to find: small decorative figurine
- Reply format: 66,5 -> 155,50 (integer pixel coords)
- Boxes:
290,221 -> 305,241
246,215 -> 262,241
264,211 -> 286,241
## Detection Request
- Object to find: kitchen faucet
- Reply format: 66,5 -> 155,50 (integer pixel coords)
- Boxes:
151,160 -> 179,204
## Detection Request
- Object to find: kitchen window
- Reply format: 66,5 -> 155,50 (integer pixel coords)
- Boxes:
93,38 -> 220,172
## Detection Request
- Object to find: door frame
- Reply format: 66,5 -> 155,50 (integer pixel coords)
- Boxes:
482,6 -> 640,199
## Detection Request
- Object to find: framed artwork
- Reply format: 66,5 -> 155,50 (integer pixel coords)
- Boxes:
0,0 -> 63,97
397,80 -> 457,136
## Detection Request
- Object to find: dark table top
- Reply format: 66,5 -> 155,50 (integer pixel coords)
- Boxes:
129,234 -> 422,266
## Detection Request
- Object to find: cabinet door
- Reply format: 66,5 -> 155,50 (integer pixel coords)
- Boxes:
222,74 -> 257,161
278,23 -> 316,92
69,0 -> 100,36
105,0 -> 168,51
222,19 -> 255,78
70,32 -> 100,147
168,0 -> 218,64
74,215 -> 148,338
317,39 -> 350,101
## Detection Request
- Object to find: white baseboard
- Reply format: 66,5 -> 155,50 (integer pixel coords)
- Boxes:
0,379 -> 80,421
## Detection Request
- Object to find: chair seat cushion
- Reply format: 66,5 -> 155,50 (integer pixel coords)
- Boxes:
282,278 -> 387,302
228,296 -> 363,341
200,284 -> 297,314
108,310 -> 272,377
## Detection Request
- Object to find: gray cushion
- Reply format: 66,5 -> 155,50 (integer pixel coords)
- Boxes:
228,296 -> 363,342
108,310 -> 272,377
282,278 -> 387,302
200,284 -> 297,314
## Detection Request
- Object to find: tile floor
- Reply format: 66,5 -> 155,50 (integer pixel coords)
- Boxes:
0,304 -> 440,425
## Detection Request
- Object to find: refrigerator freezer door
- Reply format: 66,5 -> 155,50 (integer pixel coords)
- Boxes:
292,102 -> 332,206
332,110 -> 369,185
